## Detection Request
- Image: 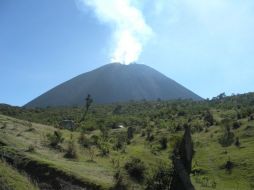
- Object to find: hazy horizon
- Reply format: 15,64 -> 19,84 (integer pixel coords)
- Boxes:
1,0 -> 254,106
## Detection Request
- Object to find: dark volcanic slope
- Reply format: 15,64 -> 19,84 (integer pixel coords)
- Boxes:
25,63 -> 202,107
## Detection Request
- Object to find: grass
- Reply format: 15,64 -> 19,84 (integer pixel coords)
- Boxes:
0,159 -> 38,190
0,113 -> 254,189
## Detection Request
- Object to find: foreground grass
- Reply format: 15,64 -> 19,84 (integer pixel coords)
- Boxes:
0,113 -> 254,189
0,160 -> 38,190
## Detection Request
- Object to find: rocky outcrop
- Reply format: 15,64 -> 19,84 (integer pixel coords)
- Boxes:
170,124 -> 195,190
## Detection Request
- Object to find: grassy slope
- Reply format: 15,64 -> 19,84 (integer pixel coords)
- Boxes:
0,160 -> 38,190
0,113 -> 254,189
192,111 -> 254,190
0,115 -> 114,189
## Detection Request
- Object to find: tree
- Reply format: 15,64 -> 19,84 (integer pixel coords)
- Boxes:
80,94 -> 93,123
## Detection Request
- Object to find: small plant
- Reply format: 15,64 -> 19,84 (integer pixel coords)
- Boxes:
194,175 -> 216,188
235,137 -> 240,147
114,133 -> 127,151
232,121 -> 241,129
88,146 -> 96,162
218,126 -> 235,147
159,136 -> 168,150
65,134 -> 78,159
2,122 -> 7,129
225,159 -> 234,173
26,144 -> 36,152
111,158 -> 127,190
127,126 -> 134,140
90,135 -> 99,145
220,157 -> 234,173
47,130 -> 64,147
203,110 -> 214,127
113,169 -> 127,190
124,157 -> 146,182
145,166 -> 172,190
146,127 -> 153,141
78,132 -> 90,148
99,125 -> 109,140
98,141 -> 110,156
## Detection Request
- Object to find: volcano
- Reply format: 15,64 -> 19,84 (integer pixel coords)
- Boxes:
25,63 -> 202,108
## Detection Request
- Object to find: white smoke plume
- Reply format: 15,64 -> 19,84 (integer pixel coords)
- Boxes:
78,0 -> 153,64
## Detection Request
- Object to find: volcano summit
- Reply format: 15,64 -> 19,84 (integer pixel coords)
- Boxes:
25,63 -> 202,107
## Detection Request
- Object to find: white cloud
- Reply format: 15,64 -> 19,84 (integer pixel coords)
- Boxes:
78,0 -> 153,64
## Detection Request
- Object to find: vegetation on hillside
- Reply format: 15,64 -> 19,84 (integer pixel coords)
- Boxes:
0,92 -> 254,189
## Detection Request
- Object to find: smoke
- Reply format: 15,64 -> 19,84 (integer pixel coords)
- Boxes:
77,0 -> 153,64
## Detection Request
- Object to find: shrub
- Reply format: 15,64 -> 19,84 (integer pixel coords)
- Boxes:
113,169 -> 127,190
203,110 -> 214,127
78,132 -> 90,148
159,136 -> 168,150
98,141 -> 110,156
235,137 -> 240,147
218,126 -> 235,147
145,166 -> 172,190
99,126 -> 109,140
90,135 -> 99,145
27,144 -> 36,152
219,157 -> 234,173
114,137 -> 124,151
225,159 -> 234,172
65,134 -> 78,159
127,126 -> 134,140
88,146 -> 96,161
124,157 -> 146,182
47,130 -> 64,147
232,121 -> 241,129
114,133 -> 127,151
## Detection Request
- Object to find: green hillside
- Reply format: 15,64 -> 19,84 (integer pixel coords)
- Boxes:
0,93 -> 254,189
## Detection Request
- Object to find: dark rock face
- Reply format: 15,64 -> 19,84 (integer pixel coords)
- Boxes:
170,124 -> 195,190
25,63 -> 202,108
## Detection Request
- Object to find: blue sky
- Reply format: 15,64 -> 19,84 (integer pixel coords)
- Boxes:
1,0 -> 254,106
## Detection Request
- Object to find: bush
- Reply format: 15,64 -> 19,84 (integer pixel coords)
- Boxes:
88,146 -> 96,161
235,137 -> 240,147
26,144 -> 36,152
127,126 -> 134,140
90,135 -> 99,145
145,166 -> 172,190
78,132 -> 90,148
159,136 -> 168,150
232,121 -> 241,129
47,130 -> 64,147
113,169 -> 127,190
203,110 -> 214,127
124,157 -> 146,182
218,126 -> 235,147
98,141 -> 110,156
65,135 -> 78,159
